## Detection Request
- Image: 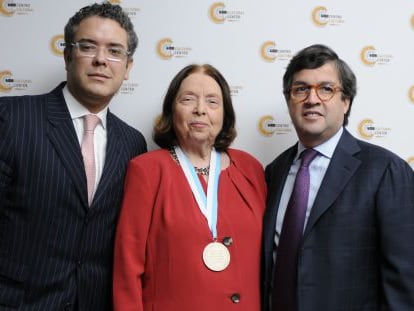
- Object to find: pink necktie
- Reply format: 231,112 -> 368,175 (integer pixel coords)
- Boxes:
272,148 -> 318,311
81,114 -> 100,206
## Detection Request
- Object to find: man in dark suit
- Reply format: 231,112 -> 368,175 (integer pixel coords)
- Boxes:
262,44 -> 414,310
0,2 -> 146,310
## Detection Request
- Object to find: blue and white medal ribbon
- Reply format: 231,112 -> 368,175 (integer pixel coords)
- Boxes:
174,146 -> 220,239
174,146 -> 230,271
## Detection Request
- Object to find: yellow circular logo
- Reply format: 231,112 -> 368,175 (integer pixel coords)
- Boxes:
108,0 -> 121,4
360,46 -> 377,66
312,6 -> 328,26
411,14 -> 414,29
0,0 -> 15,16
0,70 -> 14,92
258,115 -> 277,137
209,2 -> 225,24
156,38 -> 174,60
408,85 -> 414,104
260,41 -> 277,62
358,119 -> 375,139
50,34 -> 65,56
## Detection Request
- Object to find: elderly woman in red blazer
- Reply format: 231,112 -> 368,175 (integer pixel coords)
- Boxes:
113,64 -> 266,311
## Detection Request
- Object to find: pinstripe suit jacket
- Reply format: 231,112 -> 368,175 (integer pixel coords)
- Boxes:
262,129 -> 414,311
0,83 -> 147,310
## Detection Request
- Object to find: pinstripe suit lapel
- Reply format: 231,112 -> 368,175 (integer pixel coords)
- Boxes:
303,130 -> 361,238
46,84 -> 88,207
92,112 -> 124,206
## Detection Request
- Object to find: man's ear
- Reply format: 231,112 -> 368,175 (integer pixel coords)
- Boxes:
124,58 -> 134,80
63,49 -> 72,70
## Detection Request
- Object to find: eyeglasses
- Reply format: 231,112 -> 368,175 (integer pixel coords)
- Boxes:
289,84 -> 343,102
69,41 -> 130,62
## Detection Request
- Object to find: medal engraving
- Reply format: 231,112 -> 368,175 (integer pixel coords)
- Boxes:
202,241 -> 230,271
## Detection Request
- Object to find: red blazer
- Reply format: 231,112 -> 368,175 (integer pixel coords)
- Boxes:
114,148 -> 266,311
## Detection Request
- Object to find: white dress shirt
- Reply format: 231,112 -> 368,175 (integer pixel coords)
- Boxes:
274,127 -> 344,251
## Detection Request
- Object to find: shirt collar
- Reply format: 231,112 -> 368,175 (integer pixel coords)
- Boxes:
62,85 -> 108,129
296,127 -> 343,160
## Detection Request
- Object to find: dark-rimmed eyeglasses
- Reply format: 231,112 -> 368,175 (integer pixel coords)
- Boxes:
289,84 -> 343,102
69,41 -> 130,62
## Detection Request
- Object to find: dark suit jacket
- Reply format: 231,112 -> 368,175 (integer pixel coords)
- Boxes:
0,83 -> 147,310
262,129 -> 414,311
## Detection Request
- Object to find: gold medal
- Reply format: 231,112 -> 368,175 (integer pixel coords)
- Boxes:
202,241 -> 230,271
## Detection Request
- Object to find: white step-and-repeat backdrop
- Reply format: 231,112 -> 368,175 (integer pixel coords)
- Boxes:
1,0 -> 414,168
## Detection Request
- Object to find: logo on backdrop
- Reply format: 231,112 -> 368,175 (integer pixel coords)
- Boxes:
411,14 -> 414,29
0,70 -> 13,91
156,38 -> 192,60
120,82 -> 139,95
208,2 -> 244,24
260,41 -> 293,62
0,70 -> 32,92
257,115 -> 292,137
107,0 -> 140,17
0,0 -> 33,16
360,46 -> 393,66
50,34 -> 65,56
230,85 -> 243,96
357,118 -> 391,140
409,85 -> 414,104
311,6 -> 345,27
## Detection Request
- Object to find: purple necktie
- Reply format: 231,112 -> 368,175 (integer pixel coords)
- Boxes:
272,148 -> 318,311
81,114 -> 100,206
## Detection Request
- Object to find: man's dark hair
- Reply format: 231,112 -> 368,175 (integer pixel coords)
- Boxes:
64,1 -> 138,57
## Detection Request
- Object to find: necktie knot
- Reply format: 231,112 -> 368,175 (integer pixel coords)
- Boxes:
83,114 -> 100,132
300,148 -> 318,168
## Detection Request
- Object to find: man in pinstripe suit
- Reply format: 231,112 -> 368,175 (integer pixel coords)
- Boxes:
0,2 -> 146,310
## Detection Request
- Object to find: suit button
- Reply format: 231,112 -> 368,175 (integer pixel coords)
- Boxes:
223,236 -> 233,246
64,302 -> 72,310
230,293 -> 240,303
